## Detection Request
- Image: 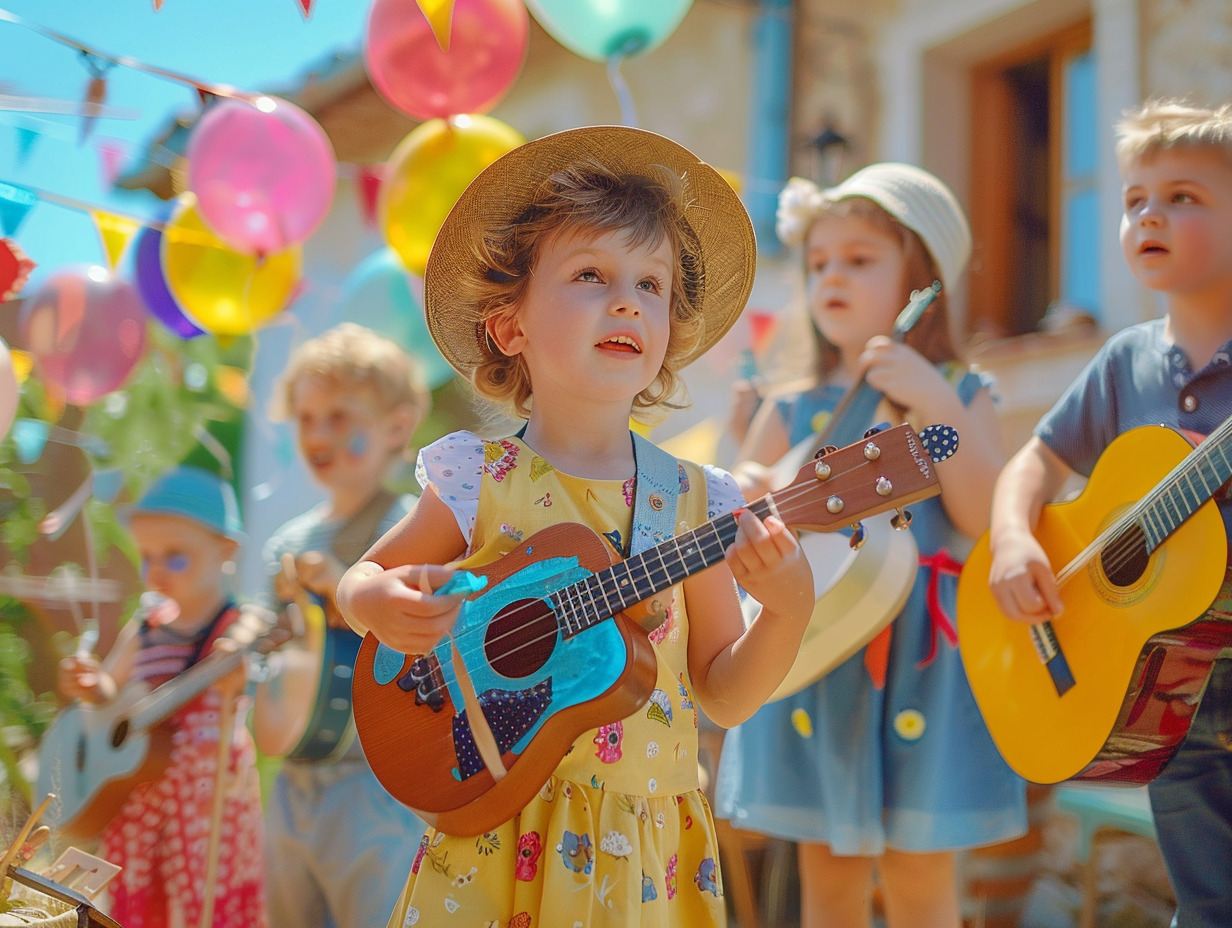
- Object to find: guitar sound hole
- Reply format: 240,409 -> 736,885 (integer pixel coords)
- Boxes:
111,719 -> 129,750
485,599 -> 557,679
1101,524 -> 1150,588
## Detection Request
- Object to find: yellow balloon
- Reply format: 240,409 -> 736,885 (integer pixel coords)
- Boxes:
379,115 -> 525,276
161,195 -> 302,336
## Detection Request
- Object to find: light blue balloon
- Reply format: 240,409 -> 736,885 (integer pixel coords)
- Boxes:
525,0 -> 694,62
339,248 -> 455,389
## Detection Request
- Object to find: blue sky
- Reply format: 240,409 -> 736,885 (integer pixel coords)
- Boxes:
0,0 -> 369,286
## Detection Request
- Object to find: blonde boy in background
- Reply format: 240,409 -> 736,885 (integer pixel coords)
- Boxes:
988,100 -> 1232,928
254,322 -> 428,928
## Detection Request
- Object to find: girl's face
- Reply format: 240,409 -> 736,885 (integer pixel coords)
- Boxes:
290,377 -> 409,496
493,225 -> 675,409
804,213 -> 907,360
130,513 -> 236,616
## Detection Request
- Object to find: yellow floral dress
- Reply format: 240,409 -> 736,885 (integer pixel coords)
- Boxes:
385,430 -> 741,928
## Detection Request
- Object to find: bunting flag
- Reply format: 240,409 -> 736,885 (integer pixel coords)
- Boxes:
78,73 -> 108,146
416,0 -> 456,51
8,349 -> 34,383
0,237 -> 36,302
91,211 -> 140,269
295,0 -> 314,18
13,124 -> 39,166
747,309 -> 777,352
96,139 -> 126,186
357,165 -> 384,228
152,0 -> 166,10
0,183 -> 37,236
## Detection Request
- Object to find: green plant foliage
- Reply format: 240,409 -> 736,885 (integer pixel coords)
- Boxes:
0,321 -> 253,811
0,601 -> 57,810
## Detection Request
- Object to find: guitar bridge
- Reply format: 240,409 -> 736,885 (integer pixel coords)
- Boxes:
398,655 -> 447,712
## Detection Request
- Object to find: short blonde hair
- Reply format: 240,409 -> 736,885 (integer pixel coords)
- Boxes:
464,161 -> 706,419
271,322 -> 430,422
1116,98 -> 1232,164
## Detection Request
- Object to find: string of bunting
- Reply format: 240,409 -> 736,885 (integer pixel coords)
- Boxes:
0,179 -> 247,270
0,8 -> 262,102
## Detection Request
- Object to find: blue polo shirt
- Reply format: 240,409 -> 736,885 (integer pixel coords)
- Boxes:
1036,317 -> 1232,541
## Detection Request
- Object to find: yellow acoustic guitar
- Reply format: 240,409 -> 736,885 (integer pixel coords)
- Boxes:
957,422 -> 1232,785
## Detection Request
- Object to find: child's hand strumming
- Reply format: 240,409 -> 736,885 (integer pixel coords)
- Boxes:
341,563 -> 473,655
988,527 -> 1064,623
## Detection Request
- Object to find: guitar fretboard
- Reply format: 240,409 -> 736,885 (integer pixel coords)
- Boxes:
1137,414 -> 1232,553
551,498 -> 775,638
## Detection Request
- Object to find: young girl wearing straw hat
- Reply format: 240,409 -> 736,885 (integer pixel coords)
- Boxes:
336,126 -> 814,927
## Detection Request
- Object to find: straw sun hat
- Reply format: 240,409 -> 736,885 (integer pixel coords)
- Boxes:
423,125 -> 757,377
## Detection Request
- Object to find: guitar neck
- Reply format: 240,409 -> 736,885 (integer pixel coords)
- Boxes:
553,498 -> 774,638
1138,413 -> 1232,553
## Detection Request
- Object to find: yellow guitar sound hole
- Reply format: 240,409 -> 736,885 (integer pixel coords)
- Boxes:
1090,545 -> 1164,606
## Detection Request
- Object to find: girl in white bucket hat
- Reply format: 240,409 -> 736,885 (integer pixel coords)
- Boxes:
716,164 -> 1027,928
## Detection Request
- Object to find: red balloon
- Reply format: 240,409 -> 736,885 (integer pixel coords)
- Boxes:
365,0 -> 528,121
19,267 -> 148,406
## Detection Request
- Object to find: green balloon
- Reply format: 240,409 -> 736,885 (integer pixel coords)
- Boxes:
525,0 -> 693,62
340,248 -> 455,389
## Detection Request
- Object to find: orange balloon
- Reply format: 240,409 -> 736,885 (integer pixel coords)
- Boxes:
379,114 -> 524,276
161,195 -> 302,336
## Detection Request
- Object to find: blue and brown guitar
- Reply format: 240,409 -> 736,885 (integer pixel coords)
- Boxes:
352,422 -> 959,836
957,416 -> 1232,785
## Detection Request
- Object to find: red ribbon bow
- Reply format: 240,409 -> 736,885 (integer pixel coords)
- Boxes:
916,548 -> 963,669
862,547 -> 963,688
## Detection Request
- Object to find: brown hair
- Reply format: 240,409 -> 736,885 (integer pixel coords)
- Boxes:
459,160 -> 707,418
1116,98 -> 1232,165
270,322 -> 430,422
802,197 -> 959,380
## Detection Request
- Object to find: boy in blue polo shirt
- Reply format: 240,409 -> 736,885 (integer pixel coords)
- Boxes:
987,99 -> 1232,928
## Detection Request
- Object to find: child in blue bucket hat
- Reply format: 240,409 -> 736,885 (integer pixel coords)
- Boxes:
53,464 -> 269,927
130,464 -> 246,542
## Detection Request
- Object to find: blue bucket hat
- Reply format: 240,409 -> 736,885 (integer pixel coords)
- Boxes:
130,466 -> 245,542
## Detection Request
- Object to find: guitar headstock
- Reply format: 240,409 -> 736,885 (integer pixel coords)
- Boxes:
769,422 -> 957,533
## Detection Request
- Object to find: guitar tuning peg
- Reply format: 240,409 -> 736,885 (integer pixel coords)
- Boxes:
863,421 -> 891,438
848,522 -> 866,550
814,445 -> 839,460
891,508 -> 913,531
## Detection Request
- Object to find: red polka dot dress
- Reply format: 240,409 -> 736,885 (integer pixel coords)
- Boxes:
100,604 -> 267,928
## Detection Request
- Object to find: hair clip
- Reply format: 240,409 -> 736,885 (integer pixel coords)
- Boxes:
485,268 -> 517,284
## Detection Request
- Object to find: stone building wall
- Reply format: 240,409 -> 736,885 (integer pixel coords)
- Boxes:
1142,0 -> 1232,103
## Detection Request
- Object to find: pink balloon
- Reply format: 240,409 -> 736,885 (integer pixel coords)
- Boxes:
365,0 -> 528,121
187,96 -> 337,255
19,267 -> 148,406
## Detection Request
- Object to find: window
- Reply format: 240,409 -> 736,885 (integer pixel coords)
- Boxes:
967,21 -> 1096,339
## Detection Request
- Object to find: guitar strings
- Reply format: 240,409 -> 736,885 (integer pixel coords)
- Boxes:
427,425 -> 952,673
1054,438 -> 1231,589
401,451 -> 905,705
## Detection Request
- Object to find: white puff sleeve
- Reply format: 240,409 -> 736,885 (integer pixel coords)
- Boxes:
414,430 -> 485,545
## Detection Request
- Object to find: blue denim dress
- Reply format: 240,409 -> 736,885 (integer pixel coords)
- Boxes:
715,369 -> 1027,854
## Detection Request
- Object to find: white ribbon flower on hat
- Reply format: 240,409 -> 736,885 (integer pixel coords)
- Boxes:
775,176 -> 828,247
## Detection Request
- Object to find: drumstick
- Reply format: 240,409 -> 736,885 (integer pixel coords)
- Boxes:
280,553 -> 325,654
0,793 -> 55,876
198,689 -> 238,928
